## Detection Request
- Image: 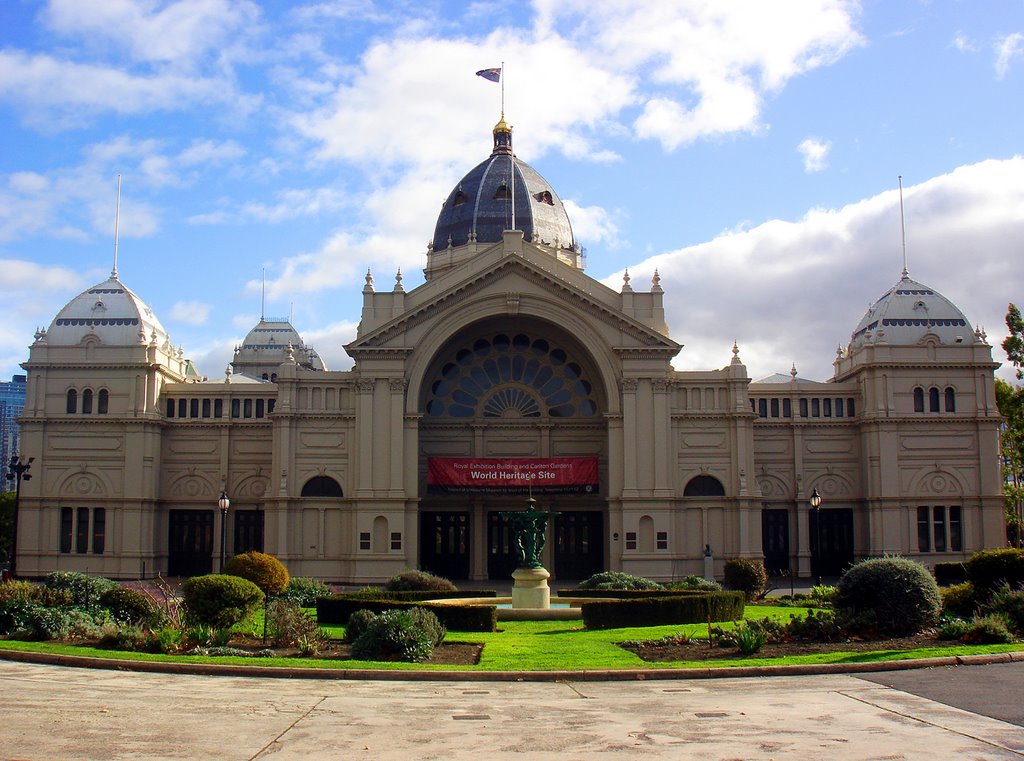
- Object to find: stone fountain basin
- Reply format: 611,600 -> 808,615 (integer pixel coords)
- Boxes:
424,596 -> 591,621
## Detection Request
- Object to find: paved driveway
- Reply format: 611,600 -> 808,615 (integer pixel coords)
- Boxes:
1,661 -> 1023,760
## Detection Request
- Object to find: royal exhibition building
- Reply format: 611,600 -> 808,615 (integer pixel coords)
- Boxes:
11,117 -> 1006,585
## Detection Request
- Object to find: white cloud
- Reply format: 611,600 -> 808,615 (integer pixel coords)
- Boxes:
604,157 -> 1024,381
995,32 -> 1024,79
798,137 -> 832,172
951,31 -> 976,53
170,300 -> 212,326
562,200 -> 620,247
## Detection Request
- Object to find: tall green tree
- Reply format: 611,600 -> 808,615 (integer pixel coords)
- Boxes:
997,379 -> 1024,545
1003,302 -> 1024,379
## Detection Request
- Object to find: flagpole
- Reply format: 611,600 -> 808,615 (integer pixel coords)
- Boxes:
504,62 -> 515,231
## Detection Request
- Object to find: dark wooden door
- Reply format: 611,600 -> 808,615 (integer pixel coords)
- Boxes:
811,508 -> 855,578
554,511 -> 603,580
761,508 -> 790,575
168,510 -> 213,577
419,511 -> 470,580
487,512 -> 519,580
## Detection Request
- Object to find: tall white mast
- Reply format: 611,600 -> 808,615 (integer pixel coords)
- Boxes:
112,174 -> 121,278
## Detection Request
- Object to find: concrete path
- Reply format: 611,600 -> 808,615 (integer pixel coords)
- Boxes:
1,661 -> 1022,760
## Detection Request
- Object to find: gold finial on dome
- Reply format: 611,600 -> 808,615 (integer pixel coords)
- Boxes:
493,113 -> 511,134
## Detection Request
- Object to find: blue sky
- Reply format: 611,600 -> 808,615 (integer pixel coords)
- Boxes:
1,0 -> 1023,382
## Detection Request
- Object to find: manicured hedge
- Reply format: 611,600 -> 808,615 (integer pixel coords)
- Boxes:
332,590 -> 497,602
563,589 -> 704,599
316,597 -> 497,632
581,592 -> 744,630
965,548 -> 1024,598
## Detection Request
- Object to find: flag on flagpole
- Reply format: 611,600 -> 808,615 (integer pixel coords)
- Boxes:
476,67 -> 501,83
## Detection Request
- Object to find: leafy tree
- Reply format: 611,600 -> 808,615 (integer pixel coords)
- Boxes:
998,301 -> 1024,546
1003,303 -> 1024,379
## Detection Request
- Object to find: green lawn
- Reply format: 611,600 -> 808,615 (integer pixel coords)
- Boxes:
1,605 -> 1020,672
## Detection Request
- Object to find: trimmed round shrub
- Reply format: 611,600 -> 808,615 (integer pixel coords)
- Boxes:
961,614 -> 1014,644
181,574 -> 264,629
835,556 -> 941,637
578,572 -> 664,591
406,606 -> 446,647
965,548 -> 1024,599
43,571 -> 117,610
344,608 -> 379,643
223,552 -> 290,597
350,609 -> 434,662
99,586 -> 167,628
722,558 -> 768,601
940,581 -> 976,620
281,577 -> 332,607
385,570 -> 457,593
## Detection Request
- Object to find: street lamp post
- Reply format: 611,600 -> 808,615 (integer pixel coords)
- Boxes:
218,490 -> 231,571
5,455 -> 34,580
809,487 -> 823,586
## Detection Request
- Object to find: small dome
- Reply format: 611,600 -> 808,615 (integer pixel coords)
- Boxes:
47,274 -> 169,347
232,318 -> 326,379
431,119 -> 576,255
850,273 -> 974,348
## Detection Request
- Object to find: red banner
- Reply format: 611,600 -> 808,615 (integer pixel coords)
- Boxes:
427,457 -> 599,495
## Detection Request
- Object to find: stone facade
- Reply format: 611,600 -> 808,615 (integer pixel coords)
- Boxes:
12,124 -> 1005,583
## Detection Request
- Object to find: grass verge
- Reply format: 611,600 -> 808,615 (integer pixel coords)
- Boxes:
0,606 -> 1020,672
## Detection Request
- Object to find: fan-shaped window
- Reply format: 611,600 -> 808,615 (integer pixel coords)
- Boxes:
913,387 -> 925,413
97,389 -> 109,414
424,331 -> 599,419
81,388 -> 93,414
683,475 -> 726,497
494,183 -> 510,199
453,189 -> 469,206
300,476 -> 343,498
66,389 -> 77,414
944,387 -> 956,412
535,190 -> 554,205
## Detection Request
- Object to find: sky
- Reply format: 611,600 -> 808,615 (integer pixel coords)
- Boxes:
1,0 -> 1023,384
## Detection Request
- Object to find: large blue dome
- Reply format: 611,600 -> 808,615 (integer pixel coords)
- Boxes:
430,117 -> 576,255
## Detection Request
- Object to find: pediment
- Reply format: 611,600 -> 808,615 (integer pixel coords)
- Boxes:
347,243 -> 680,359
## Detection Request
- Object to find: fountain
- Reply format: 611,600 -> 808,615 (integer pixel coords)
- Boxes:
499,497 -> 560,609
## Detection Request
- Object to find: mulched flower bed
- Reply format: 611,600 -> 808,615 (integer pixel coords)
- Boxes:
619,634 -> 961,662
193,638 -> 484,665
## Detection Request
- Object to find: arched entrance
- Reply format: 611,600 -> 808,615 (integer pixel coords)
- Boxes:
417,317 -> 609,581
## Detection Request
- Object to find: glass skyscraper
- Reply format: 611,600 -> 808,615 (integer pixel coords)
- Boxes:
0,375 -> 27,477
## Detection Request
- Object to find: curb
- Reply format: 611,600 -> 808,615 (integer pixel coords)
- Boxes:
1,647 -> 1021,682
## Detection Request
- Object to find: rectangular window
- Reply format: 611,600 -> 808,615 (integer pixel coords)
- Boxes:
656,531 -> 668,550
799,398 -> 808,418
231,399 -> 240,418
92,508 -> 105,555
835,398 -> 844,417
917,507 -> 930,552
950,506 -> 963,551
202,399 -> 211,418
811,398 -> 820,417
359,532 -> 371,551
933,506 -> 947,552
76,507 -> 89,554
177,398 -> 187,418
757,398 -> 767,418
267,399 -> 276,414
190,398 -> 199,418
782,398 -> 792,418
823,398 -> 832,417
214,399 -> 223,418
243,398 -> 253,418
60,507 -> 73,553
847,398 -> 856,416
391,532 -> 402,550
256,399 -> 265,418
166,399 -> 175,417
770,398 -> 779,418
625,531 -> 637,550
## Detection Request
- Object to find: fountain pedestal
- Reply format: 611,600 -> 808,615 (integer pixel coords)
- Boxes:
511,567 -> 551,609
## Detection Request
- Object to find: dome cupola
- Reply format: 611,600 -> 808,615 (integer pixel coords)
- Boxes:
429,117 -> 578,269
45,274 -> 170,348
850,272 -> 975,349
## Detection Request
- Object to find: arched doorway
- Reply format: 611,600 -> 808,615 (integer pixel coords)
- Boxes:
417,317 -> 609,581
